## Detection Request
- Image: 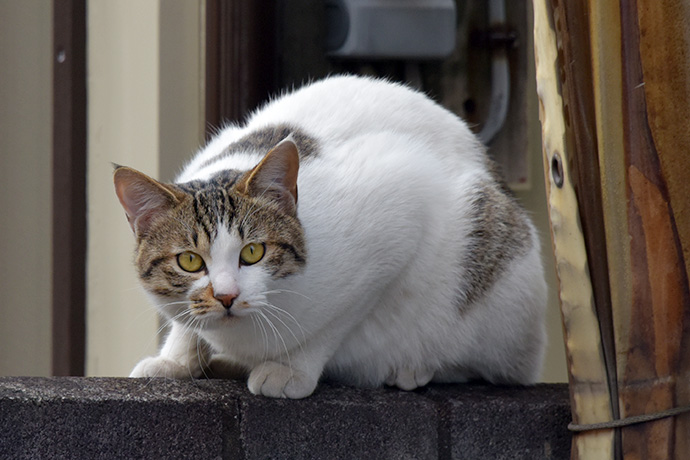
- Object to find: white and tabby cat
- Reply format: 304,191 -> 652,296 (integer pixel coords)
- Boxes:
114,75 -> 546,399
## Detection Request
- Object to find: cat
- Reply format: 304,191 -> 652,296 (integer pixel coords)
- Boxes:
114,75 -> 547,399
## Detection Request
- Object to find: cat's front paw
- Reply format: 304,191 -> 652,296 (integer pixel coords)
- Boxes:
247,361 -> 317,399
385,366 -> 434,391
129,356 -> 199,379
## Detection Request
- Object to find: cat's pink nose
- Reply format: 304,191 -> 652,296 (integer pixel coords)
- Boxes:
215,293 -> 237,309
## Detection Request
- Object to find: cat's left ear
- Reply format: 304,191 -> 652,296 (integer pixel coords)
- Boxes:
237,138 -> 299,213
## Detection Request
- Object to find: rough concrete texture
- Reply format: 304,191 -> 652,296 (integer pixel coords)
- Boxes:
0,377 -> 570,459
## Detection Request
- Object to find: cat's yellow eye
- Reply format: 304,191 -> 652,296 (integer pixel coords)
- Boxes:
240,243 -> 265,266
177,251 -> 205,273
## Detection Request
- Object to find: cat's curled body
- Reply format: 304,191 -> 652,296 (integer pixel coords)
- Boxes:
114,75 -> 546,399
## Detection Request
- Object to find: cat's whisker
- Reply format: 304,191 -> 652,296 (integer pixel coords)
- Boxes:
187,317 -> 211,381
129,295 -> 182,324
258,300 -> 307,334
174,312 -> 208,381
163,307 -> 194,332
188,316 -> 213,381
136,300 -> 193,334
129,307 -> 193,368
159,308 -> 194,345
252,312 -> 270,364
256,301 -> 307,350
240,197 -> 272,230
259,305 -> 305,358
257,310 -> 284,363
196,334 -> 211,381
155,300 -> 194,308
130,305 -> 160,327
256,310 -> 293,376
154,301 -> 195,319
250,311 -> 258,337
261,288 -> 313,302
183,319 -> 197,380
239,198 -> 260,229
248,312 -> 272,365
254,290 -> 310,339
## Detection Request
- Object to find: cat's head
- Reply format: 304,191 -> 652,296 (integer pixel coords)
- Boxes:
113,139 -> 306,325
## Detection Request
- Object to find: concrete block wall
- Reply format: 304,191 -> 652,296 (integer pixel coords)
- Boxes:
0,378 -> 571,459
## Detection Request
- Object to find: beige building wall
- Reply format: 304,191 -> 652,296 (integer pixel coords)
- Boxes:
86,0 -> 204,376
0,1 -> 53,376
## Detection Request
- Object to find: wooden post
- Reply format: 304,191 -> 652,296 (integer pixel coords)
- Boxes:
533,0 -> 690,458
53,0 -> 87,376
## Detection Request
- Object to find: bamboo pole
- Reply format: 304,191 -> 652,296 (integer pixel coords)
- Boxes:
534,0 -> 690,458
533,1 -> 615,458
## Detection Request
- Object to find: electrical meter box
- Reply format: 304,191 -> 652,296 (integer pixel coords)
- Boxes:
325,0 -> 457,59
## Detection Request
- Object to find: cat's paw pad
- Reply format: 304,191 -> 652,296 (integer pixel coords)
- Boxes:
247,361 -> 317,399
129,356 -> 198,379
385,366 -> 434,391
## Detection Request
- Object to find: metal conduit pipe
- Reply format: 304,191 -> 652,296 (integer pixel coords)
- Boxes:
478,0 -> 511,145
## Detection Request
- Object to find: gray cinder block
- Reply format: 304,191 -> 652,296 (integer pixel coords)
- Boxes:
0,378 -> 570,460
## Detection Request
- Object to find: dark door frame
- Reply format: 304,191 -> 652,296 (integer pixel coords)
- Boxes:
52,0 -> 87,376
205,0 -> 278,129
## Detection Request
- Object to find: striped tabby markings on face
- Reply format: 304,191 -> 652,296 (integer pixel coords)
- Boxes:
113,138 -> 306,320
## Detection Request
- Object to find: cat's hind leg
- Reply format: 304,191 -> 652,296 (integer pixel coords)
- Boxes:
385,366 -> 434,391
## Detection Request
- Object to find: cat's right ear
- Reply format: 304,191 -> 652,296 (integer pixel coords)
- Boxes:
113,166 -> 182,236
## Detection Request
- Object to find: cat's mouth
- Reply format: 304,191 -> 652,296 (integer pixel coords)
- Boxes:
188,300 -> 230,317
188,298 -> 255,324
197,304 -> 241,323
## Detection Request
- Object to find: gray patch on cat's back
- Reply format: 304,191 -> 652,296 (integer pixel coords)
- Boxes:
458,173 -> 533,307
177,170 -> 244,193
200,124 -> 319,171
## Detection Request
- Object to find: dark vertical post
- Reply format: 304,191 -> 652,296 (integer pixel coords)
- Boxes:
205,0 -> 278,132
52,0 -> 87,376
